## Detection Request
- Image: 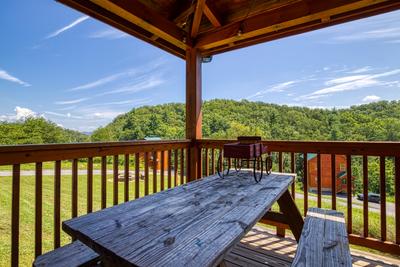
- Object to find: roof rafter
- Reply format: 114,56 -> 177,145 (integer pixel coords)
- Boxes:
191,0 -> 206,38
204,2 -> 222,27
196,0 -> 398,51
90,0 -> 192,49
58,0 -> 186,59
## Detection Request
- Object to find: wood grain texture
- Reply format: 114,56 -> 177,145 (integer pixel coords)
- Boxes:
135,153 -> 140,199
380,156 -> 386,241
292,208 -> 352,267
87,157 -> 93,213
33,241 -> 99,267
63,172 -> 294,267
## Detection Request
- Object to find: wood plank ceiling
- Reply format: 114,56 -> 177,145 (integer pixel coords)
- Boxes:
58,0 -> 400,59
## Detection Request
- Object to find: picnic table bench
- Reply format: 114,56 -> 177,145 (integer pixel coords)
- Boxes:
34,171 -> 304,267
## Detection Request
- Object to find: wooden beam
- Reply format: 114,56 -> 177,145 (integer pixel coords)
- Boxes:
191,0 -> 206,38
174,4 -> 196,26
196,0 -> 398,51
58,0 -> 186,59
202,0 -> 400,56
204,3 -> 221,27
186,48 -> 202,181
90,0 -> 191,49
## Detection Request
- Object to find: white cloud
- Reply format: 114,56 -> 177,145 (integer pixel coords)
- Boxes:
46,16 -> 89,39
15,107 -> 37,120
0,69 -> 31,87
89,29 -> 128,39
362,95 -> 381,103
247,80 -> 301,100
334,27 -> 400,42
348,66 -> 373,74
0,106 -> 38,122
96,76 -> 164,96
300,69 -> 400,99
324,75 -> 368,86
55,98 -> 88,105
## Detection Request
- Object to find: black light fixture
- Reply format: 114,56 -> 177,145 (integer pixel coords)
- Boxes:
201,56 -> 213,63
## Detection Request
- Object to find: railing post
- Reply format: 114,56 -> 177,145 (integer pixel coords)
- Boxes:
186,48 -> 202,182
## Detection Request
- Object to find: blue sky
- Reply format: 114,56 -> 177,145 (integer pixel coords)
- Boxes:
1,1 -> 399,132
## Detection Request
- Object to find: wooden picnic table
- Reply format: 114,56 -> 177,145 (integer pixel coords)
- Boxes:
62,171 -> 303,267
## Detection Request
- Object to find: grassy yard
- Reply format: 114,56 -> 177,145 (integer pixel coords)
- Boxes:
0,174 -> 395,266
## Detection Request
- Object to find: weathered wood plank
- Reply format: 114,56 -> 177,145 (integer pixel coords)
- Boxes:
292,208 -> 352,267
33,241 -> 99,267
63,172 -> 294,267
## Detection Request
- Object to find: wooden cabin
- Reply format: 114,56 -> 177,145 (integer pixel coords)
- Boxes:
307,154 -> 354,194
2,0 -> 400,266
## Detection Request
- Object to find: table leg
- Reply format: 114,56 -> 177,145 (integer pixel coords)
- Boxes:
277,189 -> 304,242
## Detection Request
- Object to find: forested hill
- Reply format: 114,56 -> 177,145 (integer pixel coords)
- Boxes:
91,100 -> 400,142
0,118 -> 89,145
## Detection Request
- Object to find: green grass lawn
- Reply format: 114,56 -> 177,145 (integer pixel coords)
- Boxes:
0,174 -> 395,266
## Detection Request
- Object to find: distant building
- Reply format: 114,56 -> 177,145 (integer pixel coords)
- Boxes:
140,137 -> 169,170
307,154 -> 353,193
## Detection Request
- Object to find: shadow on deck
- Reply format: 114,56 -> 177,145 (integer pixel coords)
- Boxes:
224,227 -> 400,267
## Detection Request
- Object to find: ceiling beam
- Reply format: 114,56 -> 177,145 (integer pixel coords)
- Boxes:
204,3 -> 221,27
196,0 -> 397,51
173,4 -> 196,27
58,0 -> 186,59
201,0 -> 400,56
191,0 -> 206,38
90,0 -> 191,49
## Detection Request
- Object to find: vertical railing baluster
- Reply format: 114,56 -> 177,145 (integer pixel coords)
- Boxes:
219,149 -> 223,173
124,154 -> 129,202
363,155 -> 369,237
331,154 -> 336,210
144,152 -> 149,196
317,154 -> 321,208
168,150 -> 172,188
161,151 -> 165,191
211,148 -> 215,174
303,153 -> 308,216
205,148 -> 209,177
290,152 -> 295,199
197,147 -> 202,179
186,148 -> 189,183
35,162 -> 42,258
54,161 -> 61,249
12,164 -> 20,267
174,149 -> 178,187
135,153 -> 140,199
395,156 -> 400,244
101,156 -> 107,209
113,155 -> 119,205
153,152 -> 158,193
380,156 -> 386,241
87,158 -> 93,213
346,154 -> 352,234
72,159 -> 78,219
180,148 -> 184,184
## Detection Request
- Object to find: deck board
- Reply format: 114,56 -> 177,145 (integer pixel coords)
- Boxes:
224,227 -> 400,267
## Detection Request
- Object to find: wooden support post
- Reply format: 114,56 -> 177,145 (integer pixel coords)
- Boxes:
186,48 -> 202,182
277,190 -> 304,242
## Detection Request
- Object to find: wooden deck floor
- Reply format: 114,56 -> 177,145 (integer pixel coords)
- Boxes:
223,226 -> 400,267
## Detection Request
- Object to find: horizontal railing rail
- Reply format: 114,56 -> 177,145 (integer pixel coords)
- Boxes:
1,140 -> 191,267
197,139 -> 400,255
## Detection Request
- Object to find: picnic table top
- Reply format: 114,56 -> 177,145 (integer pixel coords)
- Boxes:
62,171 -> 295,267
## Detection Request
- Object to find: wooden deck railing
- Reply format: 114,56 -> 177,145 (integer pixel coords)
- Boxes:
2,139 -> 400,266
197,139 -> 400,255
0,140 -> 191,267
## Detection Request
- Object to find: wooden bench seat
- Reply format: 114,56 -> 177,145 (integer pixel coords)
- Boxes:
33,241 -> 100,267
292,208 -> 352,267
